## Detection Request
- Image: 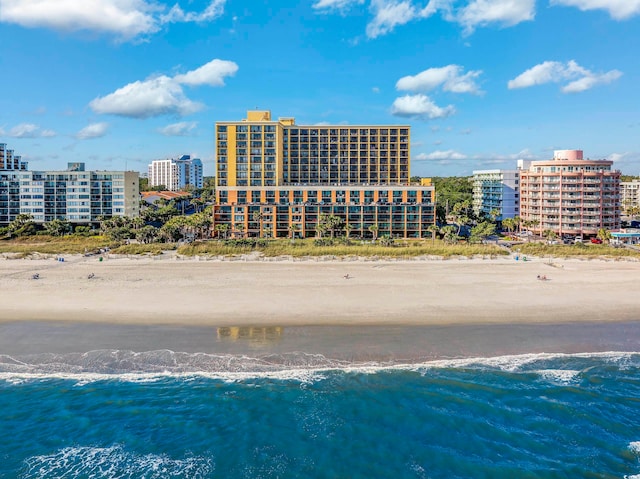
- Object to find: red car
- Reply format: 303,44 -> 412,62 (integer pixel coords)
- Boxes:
590,238 -> 603,244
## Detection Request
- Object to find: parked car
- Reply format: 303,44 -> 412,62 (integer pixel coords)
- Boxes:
590,238 -> 603,244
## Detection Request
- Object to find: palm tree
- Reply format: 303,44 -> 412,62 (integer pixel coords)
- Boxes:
234,223 -> 245,238
543,229 -> 558,243
450,200 -> 473,236
43,219 -> 71,237
252,211 -> 264,237
368,224 -> 379,241
215,223 -> 230,239
427,224 -> 439,244
326,215 -> 344,239
344,223 -> 354,240
288,224 -> 299,240
626,206 -> 640,220
441,225 -> 458,245
502,218 -> 515,234
597,227 -> 612,243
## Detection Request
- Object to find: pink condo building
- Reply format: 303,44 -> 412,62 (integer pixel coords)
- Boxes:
519,150 -> 620,238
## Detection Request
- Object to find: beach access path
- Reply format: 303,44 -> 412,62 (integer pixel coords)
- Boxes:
1,254 -> 639,326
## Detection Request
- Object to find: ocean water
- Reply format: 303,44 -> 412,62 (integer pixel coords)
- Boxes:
1,345 -> 640,478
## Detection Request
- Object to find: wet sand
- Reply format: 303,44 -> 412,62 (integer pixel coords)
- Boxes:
1,320 -> 639,360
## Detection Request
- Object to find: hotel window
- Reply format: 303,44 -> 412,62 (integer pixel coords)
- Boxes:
278,191 -> 290,204
265,191 -> 275,204
237,125 -> 248,132
252,191 -> 261,203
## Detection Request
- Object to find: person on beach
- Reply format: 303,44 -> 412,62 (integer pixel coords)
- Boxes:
343,274 -> 350,279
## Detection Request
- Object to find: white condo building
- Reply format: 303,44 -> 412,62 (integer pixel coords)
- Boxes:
148,155 -> 203,191
1,155 -> 139,224
472,169 -> 520,220
621,179 -> 640,213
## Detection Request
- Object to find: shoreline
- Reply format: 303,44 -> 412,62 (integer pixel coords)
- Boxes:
1,254 -> 639,327
1,320 -> 640,364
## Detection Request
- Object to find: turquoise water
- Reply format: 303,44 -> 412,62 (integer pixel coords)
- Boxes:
1,351 -> 640,478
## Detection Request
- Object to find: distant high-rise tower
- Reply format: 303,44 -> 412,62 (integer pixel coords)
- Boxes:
0,143 -> 28,171
148,155 -> 203,191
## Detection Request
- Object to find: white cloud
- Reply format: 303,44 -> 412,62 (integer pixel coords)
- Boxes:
90,76 -> 202,118
607,152 -> 640,164
76,122 -> 109,140
366,0 -> 417,38
0,0 -> 226,41
173,59 -> 239,87
456,0 -> 535,33
40,129 -> 57,137
415,150 -> 467,160
6,123 -> 56,138
313,0 -> 534,38
396,65 -> 482,94
161,0 -> 225,23
550,0 -> 640,20
562,69 -> 623,93
390,94 -> 455,119
76,123 -> 109,140
159,121 -> 197,136
508,60 -> 622,93
89,58 -> 238,118
313,0 -> 365,11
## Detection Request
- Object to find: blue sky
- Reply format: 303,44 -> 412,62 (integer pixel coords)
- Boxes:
1,0 -> 639,177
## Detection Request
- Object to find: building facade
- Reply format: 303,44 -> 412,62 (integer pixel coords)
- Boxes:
1,154 -> 139,225
148,154 -> 203,191
621,179 -> 640,214
472,169 -> 520,221
1,143 -> 28,171
214,110 -> 434,239
519,150 -> 620,237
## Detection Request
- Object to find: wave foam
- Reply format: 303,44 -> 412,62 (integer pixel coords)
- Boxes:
0,350 -> 638,384
20,445 -> 212,479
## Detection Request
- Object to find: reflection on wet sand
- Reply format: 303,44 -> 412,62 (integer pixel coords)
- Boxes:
217,326 -> 284,346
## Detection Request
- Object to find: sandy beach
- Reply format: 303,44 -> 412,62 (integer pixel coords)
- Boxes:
1,253 -> 639,326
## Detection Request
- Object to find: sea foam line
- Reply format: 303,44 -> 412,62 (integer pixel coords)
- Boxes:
0,350 -> 638,384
